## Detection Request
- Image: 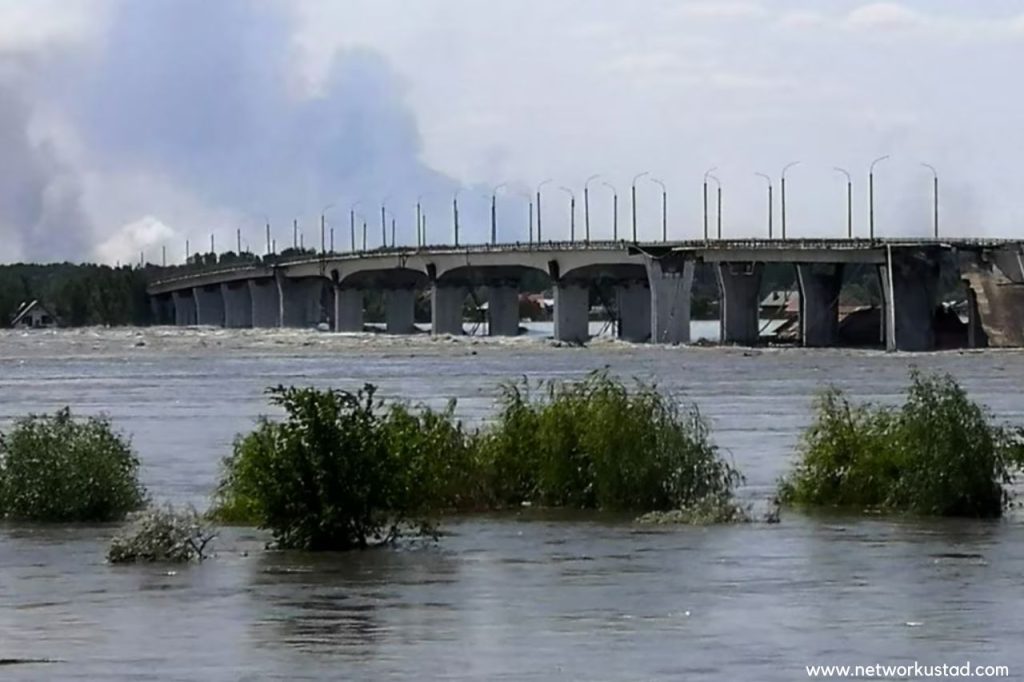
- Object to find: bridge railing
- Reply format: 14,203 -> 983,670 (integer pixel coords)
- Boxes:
148,237 -> 1019,289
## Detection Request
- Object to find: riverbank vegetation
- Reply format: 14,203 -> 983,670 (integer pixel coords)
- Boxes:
212,373 -> 744,550
779,370 -> 1024,518
0,409 -> 146,522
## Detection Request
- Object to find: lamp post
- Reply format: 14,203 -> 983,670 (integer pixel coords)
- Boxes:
754,173 -> 773,239
584,174 -> 600,243
780,161 -> 800,240
631,171 -> 650,242
380,198 -> 389,248
519,191 -> 535,245
833,168 -> 853,239
321,203 -> 333,255
559,186 -> 577,242
452,189 -> 462,246
602,181 -> 619,240
869,155 -> 889,241
650,177 -> 667,242
708,175 -> 722,239
491,183 -> 507,245
921,162 -> 939,239
416,196 -> 422,247
703,167 -> 717,241
536,179 -> 553,243
349,201 -> 360,252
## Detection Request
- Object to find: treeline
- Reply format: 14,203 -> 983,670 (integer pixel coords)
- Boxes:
0,264 -> 153,327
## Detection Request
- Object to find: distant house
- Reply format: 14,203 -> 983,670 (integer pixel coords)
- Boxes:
760,290 -> 800,318
10,300 -> 59,329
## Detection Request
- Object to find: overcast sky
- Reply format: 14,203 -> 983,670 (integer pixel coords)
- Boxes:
1,0 -> 1023,264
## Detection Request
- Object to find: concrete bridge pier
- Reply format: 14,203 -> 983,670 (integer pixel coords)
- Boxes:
172,290 -> 196,326
878,248 -> 940,352
221,282 -> 253,328
334,288 -> 364,332
796,263 -> 844,347
277,275 -> 324,328
646,259 -> 694,345
194,285 -> 225,326
431,284 -> 466,336
385,288 -> 417,334
249,279 -> 280,328
616,280 -> 651,342
150,294 -> 175,325
554,282 -> 589,343
717,262 -> 764,345
487,284 -> 520,336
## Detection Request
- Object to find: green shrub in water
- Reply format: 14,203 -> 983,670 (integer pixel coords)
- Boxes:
779,370 -> 1024,517
108,505 -> 215,564
212,385 -> 477,550
0,408 -> 146,522
477,372 -> 744,514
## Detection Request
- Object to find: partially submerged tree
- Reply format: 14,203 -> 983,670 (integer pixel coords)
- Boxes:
108,505 -> 216,564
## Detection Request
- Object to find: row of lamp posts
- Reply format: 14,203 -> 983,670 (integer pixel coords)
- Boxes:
177,160 -> 941,265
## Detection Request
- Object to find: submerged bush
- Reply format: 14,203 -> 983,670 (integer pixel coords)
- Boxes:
108,505 -> 215,564
0,408 -> 146,522
477,372 -> 743,514
216,375 -> 746,550
779,370 -> 1024,517
212,385 -> 469,550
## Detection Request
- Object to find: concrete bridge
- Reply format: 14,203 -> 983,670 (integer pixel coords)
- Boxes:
147,238 -> 1024,351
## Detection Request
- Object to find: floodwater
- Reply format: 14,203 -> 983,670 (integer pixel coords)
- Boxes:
1,327 -> 1023,680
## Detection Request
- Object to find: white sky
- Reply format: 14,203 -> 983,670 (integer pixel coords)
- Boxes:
2,0 -> 1023,263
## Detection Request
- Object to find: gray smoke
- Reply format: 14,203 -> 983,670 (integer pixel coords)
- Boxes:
0,66 -> 90,261
1,0 -> 494,262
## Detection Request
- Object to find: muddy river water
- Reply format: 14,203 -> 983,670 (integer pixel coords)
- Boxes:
1,327 -> 1022,680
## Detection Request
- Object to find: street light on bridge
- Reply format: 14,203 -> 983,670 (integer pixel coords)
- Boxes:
536,179 -> 553,243
707,174 -> 722,239
631,171 -> 650,242
584,174 -> 601,244
349,201 -> 361,252
650,177 -> 667,242
921,162 -> 939,239
491,183 -> 507,245
703,167 -> 717,241
869,155 -> 889,241
452,189 -> 462,247
780,161 -> 800,240
833,168 -> 853,239
416,196 -> 423,247
754,173 -> 773,239
518,191 -> 535,245
601,181 -> 619,240
559,186 -> 577,242
321,203 -> 333,255
380,197 -> 390,249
